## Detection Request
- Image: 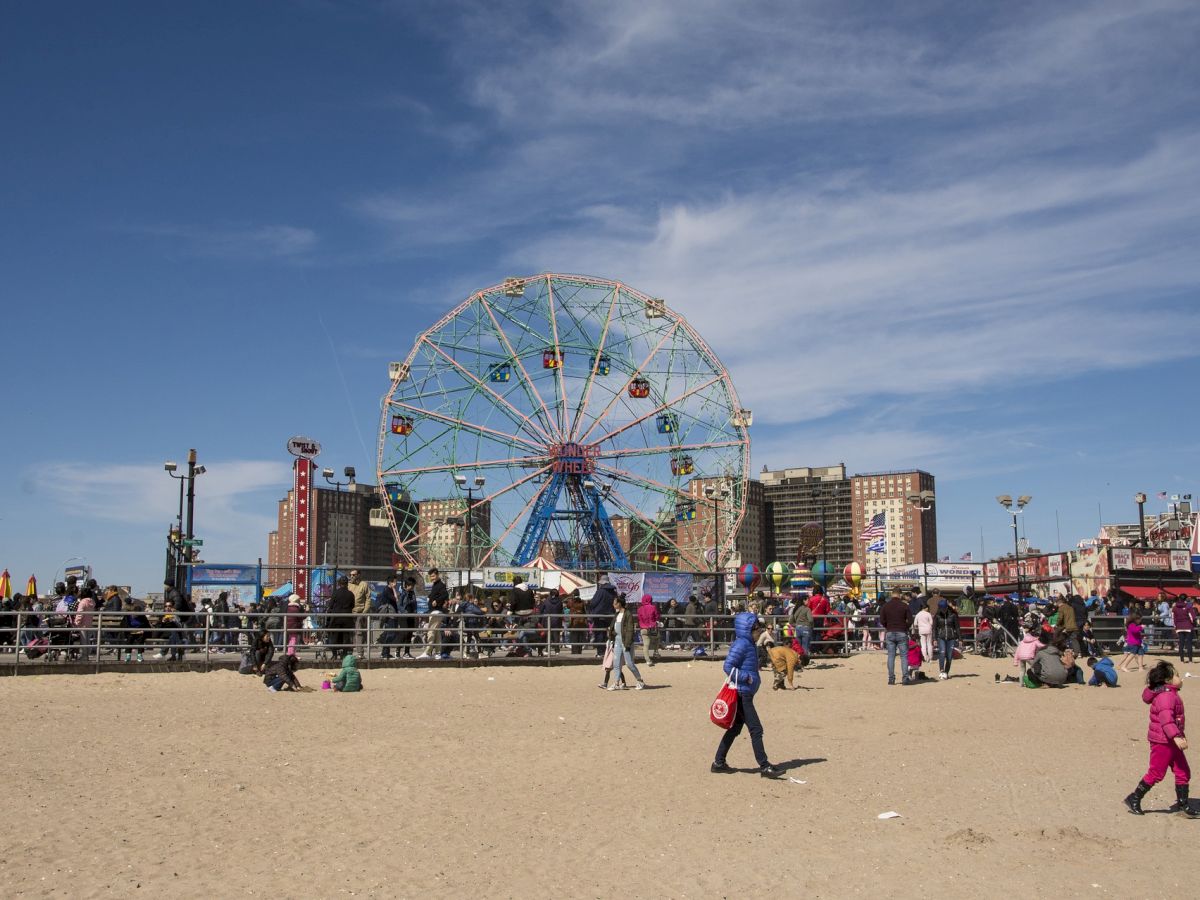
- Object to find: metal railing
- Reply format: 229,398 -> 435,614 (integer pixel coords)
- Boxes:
0,609 -> 1167,674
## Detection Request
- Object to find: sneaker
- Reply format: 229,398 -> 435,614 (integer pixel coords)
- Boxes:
939,672 -> 948,681
710,762 -> 734,774
760,764 -> 782,779
598,683 -> 608,689
268,686 -> 279,693
607,683 -> 624,691
634,682 -> 645,690
415,652 -> 432,660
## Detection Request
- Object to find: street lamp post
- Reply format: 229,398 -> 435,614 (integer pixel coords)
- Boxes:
454,474 -> 486,577
164,461 -> 185,589
906,490 -> 936,593
996,495 -> 1033,596
323,466 -> 356,586
165,453 -> 205,592
704,482 -> 730,609
1134,493 -> 1148,546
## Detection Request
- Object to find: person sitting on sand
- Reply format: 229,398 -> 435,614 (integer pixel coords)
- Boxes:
253,626 -> 274,674
1025,639 -> 1082,688
263,654 -> 302,692
327,653 -> 362,692
1088,656 -> 1119,687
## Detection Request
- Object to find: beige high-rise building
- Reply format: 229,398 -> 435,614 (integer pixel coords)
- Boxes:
850,470 -> 937,573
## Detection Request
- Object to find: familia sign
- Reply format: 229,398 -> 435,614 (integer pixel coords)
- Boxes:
1109,548 -> 1192,573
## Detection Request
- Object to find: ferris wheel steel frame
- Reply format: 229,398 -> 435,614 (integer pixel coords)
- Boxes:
376,273 -> 751,575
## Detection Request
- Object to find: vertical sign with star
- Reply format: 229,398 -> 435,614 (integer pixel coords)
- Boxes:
294,458 -> 313,600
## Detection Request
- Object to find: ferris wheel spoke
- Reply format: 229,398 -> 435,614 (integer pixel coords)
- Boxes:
467,462 -> 554,512
387,399 -> 544,454
476,293 -> 563,442
380,452 -> 547,478
567,285 -> 620,441
602,485 -> 692,563
589,375 -> 724,447
546,276 -> 570,436
576,321 -> 681,445
593,463 -> 687,500
592,439 -> 745,461
420,337 -> 555,444
474,478 -> 552,568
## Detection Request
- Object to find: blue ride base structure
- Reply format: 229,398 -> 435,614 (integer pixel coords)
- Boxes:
512,443 -> 630,570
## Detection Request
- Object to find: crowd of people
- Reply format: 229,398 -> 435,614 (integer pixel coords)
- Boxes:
3,569 -> 1198,684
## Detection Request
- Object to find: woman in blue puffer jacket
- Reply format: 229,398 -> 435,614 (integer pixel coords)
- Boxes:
713,612 -> 781,778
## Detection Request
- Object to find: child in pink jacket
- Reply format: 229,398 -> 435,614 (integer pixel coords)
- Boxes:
1124,660 -> 1199,817
1013,630 -> 1043,678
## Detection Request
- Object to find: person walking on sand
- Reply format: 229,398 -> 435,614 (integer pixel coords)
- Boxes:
607,595 -> 646,690
1124,661 -> 1199,817
711,613 -> 781,778
879,590 -> 914,685
934,598 -> 961,680
637,593 -> 661,666
914,603 -> 934,674
1173,595 -> 1196,664
1118,613 -> 1147,673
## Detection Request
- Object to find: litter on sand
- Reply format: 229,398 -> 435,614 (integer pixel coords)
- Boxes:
877,811 -> 902,820
787,778 -> 807,785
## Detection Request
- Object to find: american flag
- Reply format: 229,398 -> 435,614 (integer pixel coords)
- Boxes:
1157,491 -> 1168,500
859,511 -> 886,541
866,537 -> 886,554
959,552 -> 973,561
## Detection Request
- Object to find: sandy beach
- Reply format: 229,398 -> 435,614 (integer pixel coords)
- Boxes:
1,651 -> 1195,898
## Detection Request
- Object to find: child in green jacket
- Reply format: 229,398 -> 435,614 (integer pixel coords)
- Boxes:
329,653 -> 362,692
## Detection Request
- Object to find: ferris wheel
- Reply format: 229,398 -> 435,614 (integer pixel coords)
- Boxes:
377,274 -> 751,574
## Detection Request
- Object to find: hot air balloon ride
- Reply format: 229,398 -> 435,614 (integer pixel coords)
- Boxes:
738,563 -> 761,593
765,561 -> 789,595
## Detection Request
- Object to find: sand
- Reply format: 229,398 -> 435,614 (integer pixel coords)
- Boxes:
0,651 -> 1195,898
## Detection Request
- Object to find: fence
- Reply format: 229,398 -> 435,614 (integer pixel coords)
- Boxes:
0,609 -> 1123,674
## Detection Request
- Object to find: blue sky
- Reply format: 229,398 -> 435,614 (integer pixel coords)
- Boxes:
2,0 -> 1197,593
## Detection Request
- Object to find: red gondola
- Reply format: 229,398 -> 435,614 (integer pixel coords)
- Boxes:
628,378 -> 650,398
390,414 -> 414,436
671,455 -> 694,476
542,349 -> 562,369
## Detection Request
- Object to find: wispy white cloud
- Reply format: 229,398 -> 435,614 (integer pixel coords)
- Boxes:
357,0 -> 1200,471
511,134 -> 1200,421
30,460 -> 289,563
134,223 -> 318,259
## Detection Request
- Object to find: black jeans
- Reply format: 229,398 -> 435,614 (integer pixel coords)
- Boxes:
1178,630 -> 1194,662
715,690 -> 769,768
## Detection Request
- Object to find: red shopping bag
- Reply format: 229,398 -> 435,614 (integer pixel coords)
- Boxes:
710,668 -> 739,729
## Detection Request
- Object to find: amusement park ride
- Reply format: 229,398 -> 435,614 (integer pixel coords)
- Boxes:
377,274 -> 752,574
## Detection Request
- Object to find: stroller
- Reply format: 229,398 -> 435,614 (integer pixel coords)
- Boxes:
975,618 -> 1008,658
45,615 -> 81,661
